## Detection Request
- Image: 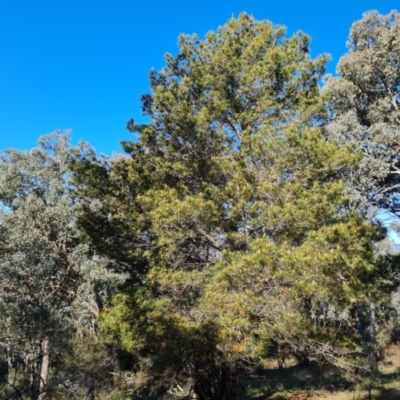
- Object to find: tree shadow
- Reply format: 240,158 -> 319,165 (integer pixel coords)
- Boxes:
239,362 -> 400,399
239,362 -> 357,399
373,388 -> 400,399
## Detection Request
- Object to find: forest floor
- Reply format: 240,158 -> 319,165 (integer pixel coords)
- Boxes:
241,344 -> 400,400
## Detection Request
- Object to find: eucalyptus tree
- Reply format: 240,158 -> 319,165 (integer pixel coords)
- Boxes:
0,132 -> 123,400
75,14 -> 388,399
324,10 -> 400,216
323,11 -> 400,362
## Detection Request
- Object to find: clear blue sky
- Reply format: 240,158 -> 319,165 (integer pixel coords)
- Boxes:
0,0 -> 397,155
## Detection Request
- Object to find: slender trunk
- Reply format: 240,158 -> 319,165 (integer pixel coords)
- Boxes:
7,345 -> 14,387
350,302 -> 362,334
220,363 -> 236,400
369,301 -> 380,372
38,337 -> 50,400
192,362 -> 202,400
297,355 -> 310,368
30,350 -> 39,400
193,360 -> 236,400
84,383 -> 95,400
370,302 -> 375,345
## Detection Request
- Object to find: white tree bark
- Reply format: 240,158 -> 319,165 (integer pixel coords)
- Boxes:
38,337 -> 50,400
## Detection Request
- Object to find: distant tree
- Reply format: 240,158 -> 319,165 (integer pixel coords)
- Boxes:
0,132 -> 123,400
324,10 -> 400,217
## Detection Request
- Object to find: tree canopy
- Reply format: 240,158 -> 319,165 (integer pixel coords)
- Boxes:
324,10 -> 400,216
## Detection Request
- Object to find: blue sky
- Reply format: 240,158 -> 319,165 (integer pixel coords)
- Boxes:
0,0 -> 397,155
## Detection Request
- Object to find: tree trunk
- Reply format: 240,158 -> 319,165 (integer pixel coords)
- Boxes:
38,337 -> 50,400
192,360 -> 236,400
7,345 -> 14,387
84,383 -> 95,400
298,356 -> 310,368
370,302 -> 375,345
29,349 -> 40,400
220,364 -> 236,400
350,302 -> 362,335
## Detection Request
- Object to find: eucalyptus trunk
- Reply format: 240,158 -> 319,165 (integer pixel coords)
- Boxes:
38,337 -> 50,400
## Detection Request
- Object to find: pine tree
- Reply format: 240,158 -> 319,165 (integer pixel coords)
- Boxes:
75,14 -> 387,399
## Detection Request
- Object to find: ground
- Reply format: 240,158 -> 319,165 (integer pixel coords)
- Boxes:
239,344 -> 400,400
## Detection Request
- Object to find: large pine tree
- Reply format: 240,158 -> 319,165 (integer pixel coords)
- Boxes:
74,14 -> 387,399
